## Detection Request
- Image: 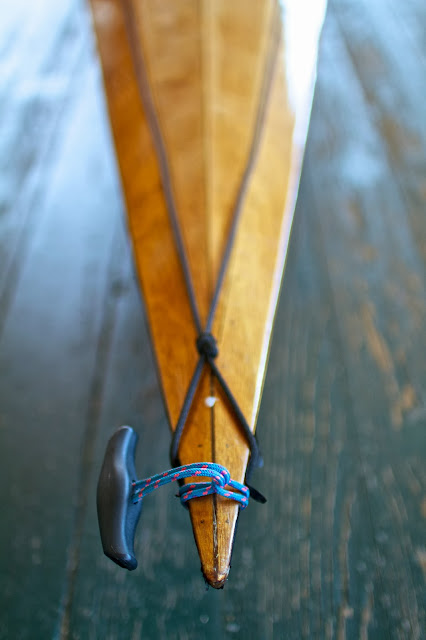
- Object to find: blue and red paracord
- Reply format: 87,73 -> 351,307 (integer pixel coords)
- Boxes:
132,462 -> 249,508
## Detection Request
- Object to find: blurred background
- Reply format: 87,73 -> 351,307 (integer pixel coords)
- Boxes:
0,0 -> 424,638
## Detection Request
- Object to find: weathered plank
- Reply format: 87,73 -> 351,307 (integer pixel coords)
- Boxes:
0,0 -> 91,336
305,7 -> 425,638
331,0 -> 426,265
0,45 -> 125,640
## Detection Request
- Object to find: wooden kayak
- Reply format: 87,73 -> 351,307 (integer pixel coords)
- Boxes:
91,0 -> 327,587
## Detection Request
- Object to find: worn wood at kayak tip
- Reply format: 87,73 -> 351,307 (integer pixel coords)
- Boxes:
89,0 -> 327,587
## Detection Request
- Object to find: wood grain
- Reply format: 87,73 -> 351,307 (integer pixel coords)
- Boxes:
0,14 -> 123,634
0,0 -> 425,636
89,0 -> 324,586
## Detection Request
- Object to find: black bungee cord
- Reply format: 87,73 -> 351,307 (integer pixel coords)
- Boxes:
123,0 -> 281,500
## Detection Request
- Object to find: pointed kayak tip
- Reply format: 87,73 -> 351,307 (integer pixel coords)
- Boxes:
189,497 -> 239,589
202,565 -> 230,590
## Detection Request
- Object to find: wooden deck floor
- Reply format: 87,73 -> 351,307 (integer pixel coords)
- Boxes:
0,1 -> 425,638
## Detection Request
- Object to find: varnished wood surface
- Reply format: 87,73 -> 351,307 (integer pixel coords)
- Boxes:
0,0 -> 425,637
89,0 -> 324,587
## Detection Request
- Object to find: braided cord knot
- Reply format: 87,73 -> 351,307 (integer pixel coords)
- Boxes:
196,332 -> 219,359
132,462 -> 249,509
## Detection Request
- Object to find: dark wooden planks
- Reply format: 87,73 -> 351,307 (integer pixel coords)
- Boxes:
0,0 -> 91,335
304,6 -> 425,638
331,0 -> 426,266
0,15 -> 126,638
0,0 -> 425,638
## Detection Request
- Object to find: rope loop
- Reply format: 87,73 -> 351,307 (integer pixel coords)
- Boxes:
196,332 -> 219,359
132,462 -> 249,509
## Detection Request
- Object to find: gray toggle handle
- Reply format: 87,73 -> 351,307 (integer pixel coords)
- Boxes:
97,426 -> 142,570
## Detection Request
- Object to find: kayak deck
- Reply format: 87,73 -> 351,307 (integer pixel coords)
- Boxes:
90,0 -> 326,586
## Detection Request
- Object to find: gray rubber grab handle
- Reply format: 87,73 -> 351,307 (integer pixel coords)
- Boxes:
96,426 -> 142,570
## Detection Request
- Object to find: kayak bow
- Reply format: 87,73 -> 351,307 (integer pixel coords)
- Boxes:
91,0 -> 327,587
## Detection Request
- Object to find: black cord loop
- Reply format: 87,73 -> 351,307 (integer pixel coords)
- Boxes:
123,0 -> 280,500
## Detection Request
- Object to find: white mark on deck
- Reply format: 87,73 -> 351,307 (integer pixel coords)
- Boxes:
204,396 -> 217,408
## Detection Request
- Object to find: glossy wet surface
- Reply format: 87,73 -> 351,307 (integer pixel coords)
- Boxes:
0,0 -> 425,638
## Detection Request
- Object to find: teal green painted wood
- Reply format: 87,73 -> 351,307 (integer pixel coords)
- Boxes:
0,2 -> 125,635
332,0 -> 426,265
0,0 -> 91,327
304,5 -> 426,637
